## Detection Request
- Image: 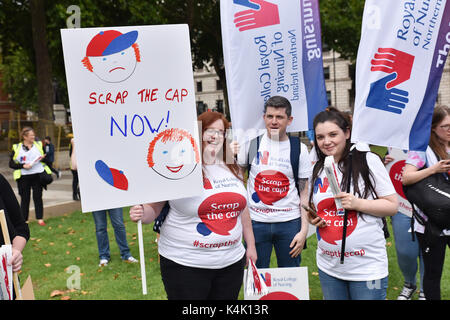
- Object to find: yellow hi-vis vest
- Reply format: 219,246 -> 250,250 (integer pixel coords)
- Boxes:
12,141 -> 52,180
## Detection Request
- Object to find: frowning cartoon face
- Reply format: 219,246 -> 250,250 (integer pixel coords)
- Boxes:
147,128 -> 200,180
81,30 -> 141,83
89,46 -> 137,83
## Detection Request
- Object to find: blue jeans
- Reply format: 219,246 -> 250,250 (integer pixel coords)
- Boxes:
318,269 -> 388,300
252,218 -> 301,268
92,208 -> 131,261
391,212 -> 424,290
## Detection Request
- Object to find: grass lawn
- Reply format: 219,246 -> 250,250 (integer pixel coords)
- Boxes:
18,208 -> 450,300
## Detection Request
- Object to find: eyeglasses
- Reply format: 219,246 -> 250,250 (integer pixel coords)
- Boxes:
439,124 -> 450,130
204,128 -> 225,136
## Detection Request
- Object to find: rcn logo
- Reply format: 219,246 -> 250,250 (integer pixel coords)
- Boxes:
366,48 -> 415,114
233,0 -> 280,32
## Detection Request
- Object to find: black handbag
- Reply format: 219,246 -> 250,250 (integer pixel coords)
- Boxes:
403,172 -> 450,232
39,171 -> 53,188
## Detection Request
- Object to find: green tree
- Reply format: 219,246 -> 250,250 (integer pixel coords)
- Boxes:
319,0 -> 365,62
0,0 -> 163,132
155,0 -> 229,117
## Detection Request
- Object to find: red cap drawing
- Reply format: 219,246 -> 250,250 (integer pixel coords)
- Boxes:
86,30 -> 138,57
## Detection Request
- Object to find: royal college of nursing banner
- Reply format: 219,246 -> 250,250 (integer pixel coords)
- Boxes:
352,0 -> 450,151
221,0 -> 327,138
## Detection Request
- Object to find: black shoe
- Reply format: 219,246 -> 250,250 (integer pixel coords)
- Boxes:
397,283 -> 417,300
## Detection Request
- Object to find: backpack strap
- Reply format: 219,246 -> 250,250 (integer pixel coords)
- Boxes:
153,202 -> 170,233
246,134 -> 263,174
288,135 -> 301,194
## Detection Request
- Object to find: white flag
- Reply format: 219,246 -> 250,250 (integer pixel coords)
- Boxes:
352,0 -> 450,151
221,0 -> 327,137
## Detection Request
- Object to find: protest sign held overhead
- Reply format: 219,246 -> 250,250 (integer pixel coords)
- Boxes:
221,0 -> 327,139
352,0 -> 450,151
61,25 -> 202,212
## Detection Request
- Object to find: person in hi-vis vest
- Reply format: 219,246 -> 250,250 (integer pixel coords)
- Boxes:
9,127 -> 52,226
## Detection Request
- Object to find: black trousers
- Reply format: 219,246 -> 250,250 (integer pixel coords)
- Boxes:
17,173 -> 43,221
71,170 -> 79,199
160,254 -> 246,300
416,231 -> 450,300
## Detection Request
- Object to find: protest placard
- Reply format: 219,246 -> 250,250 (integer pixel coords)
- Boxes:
385,148 -> 412,216
244,266 -> 309,300
61,25 -> 203,212
0,245 -> 12,300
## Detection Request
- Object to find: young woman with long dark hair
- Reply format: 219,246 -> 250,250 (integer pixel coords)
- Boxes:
308,108 -> 398,300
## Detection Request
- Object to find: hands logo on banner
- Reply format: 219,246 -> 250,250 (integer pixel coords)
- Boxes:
366,48 -> 415,114
233,0 -> 280,32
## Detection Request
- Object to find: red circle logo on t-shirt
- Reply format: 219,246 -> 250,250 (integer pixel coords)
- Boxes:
253,170 -> 289,205
197,192 -> 246,236
317,197 -> 357,245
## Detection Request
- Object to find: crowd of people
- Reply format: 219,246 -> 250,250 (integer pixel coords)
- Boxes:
1,97 -> 448,300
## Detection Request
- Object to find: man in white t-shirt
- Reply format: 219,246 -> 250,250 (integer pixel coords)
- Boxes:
236,96 -> 312,268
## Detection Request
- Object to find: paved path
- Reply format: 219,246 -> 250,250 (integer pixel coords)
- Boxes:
0,151 -> 81,221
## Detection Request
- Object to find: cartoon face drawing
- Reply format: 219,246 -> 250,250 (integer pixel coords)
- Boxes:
82,30 -> 141,83
147,128 -> 200,180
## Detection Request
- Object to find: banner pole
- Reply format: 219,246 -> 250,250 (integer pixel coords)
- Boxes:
137,219 -> 147,295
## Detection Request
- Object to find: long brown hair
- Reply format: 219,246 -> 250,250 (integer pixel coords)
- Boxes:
198,111 -> 243,181
429,105 -> 450,160
308,108 -> 377,209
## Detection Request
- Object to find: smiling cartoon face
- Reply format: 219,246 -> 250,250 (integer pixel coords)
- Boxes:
89,46 -> 137,83
148,128 -> 200,180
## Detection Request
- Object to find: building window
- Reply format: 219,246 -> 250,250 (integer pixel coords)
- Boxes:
215,100 -> 224,114
196,101 -> 207,115
326,91 -> 332,106
216,79 -> 223,91
197,81 -> 203,92
324,66 -> 330,80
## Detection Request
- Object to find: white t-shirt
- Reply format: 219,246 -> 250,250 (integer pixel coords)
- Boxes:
312,152 -> 396,281
16,144 -> 45,175
239,133 -> 312,223
158,164 -> 247,269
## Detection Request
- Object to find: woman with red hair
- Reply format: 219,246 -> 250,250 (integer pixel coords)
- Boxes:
130,111 -> 257,300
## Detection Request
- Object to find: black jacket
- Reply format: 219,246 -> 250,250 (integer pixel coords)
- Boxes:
0,173 -> 30,245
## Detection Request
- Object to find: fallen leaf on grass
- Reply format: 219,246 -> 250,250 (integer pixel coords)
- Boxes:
50,290 -> 65,297
44,263 -> 51,268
